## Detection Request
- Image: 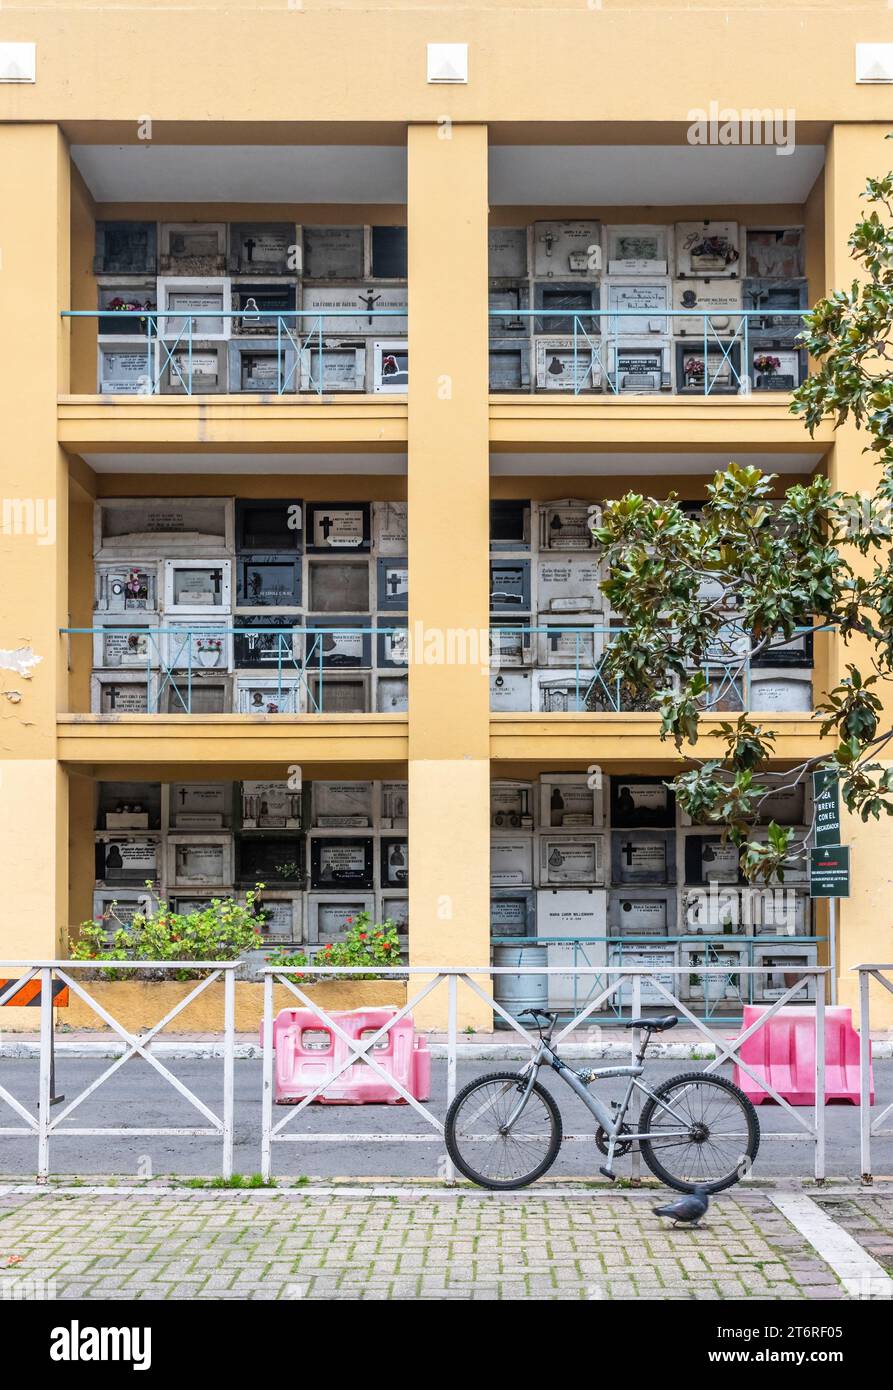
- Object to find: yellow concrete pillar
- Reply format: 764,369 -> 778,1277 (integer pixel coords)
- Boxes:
823,124 -> 893,1022
0,126 -> 71,960
407,124 -> 492,1027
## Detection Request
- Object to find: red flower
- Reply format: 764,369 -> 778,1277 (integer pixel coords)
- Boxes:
359,932 -> 367,940
345,917 -> 354,925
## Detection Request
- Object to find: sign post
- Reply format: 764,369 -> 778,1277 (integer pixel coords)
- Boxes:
811,772 -> 848,1006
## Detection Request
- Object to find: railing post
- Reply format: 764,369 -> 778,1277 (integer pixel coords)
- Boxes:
36,965 -> 53,1183
222,967 -> 235,1180
261,970 -> 274,1181
444,973 -> 458,1186
860,968 -> 873,1185
629,974 -> 642,1184
814,972 -> 826,1184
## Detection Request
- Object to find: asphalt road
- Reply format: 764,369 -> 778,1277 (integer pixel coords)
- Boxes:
0,1056 -> 886,1183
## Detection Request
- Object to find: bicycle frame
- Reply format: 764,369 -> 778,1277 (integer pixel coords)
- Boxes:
507,1037 -> 696,1173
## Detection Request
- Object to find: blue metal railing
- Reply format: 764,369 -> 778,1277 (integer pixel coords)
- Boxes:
488,308 -> 808,396
64,624 -> 394,715
61,310 -> 408,397
489,623 -> 818,714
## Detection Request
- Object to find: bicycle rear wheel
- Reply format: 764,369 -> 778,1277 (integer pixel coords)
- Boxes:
444,1070 -> 563,1190
638,1071 -> 760,1194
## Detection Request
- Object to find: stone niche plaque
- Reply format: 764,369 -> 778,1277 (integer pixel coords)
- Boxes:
748,670 -> 813,713
306,503 -> 371,552
540,500 -> 600,551
490,668 -> 532,713
535,338 -> 601,392
376,620 -> 408,670
302,226 -> 365,280
611,945 -> 680,1008
237,499 -> 302,553
533,283 -> 599,336
611,830 -> 676,885
241,781 -> 302,830
376,557 -> 408,611
310,836 -> 374,890
540,775 -> 604,831
536,888 -> 608,938
490,837 -> 534,887
312,781 -> 373,829
235,677 -> 303,715
609,342 -> 672,394
91,673 -> 155,715
605,280 -> 670,335
308,895 -> 375,943
251,894 -> 301,942
96,835 -> 159,885
673,279 -> 743,337
374,501 -> 407,555
540,835 -> 606,886
751,348 -> 806,392
381,837 -> 409,888
491,781 -> 534,831
162,677 -> 232,714
159,342 -> 227,395
158,277 -> 231,338
308,559 -> 370,613
608,889 -> 675,937
301,286 -> 408,336
684,886 -> 746,935
308,672 -> 371,713
159,222 -> 227,275
489,342 -> 531,392
169,837 -> 232,887
675,221 -> 741,278
490,559 -> 530,613
684,833 -> 743,885
490,891 -> 535,939
373,340 -> 408,392
230,223 -> 295,276
236,554 -> 302,608
169,783 -> 230,830
489,287 -> 530,335
379,782 -> 409,831
534,671 -> 599,714
93,619 -> 157,671
680,944 -> 746,1004
537,555 -> 604,613
94,220 -> 157,275
163,559 -> 231,614
606,225 -> 670,276
745,227 -> 805,280
537,620 -> 604,669
533,221 -> 601,278
95,497 -> 232,556
99,344 -> 152,396
490,622 -> 532,668
299,342 -> 366,393
305,618 -> 371,667
754,945 -> 817,1002
611,777 -> 675,828
232,282 -> 297,335
94,563 -> 157,614
676,342 -> 741,395
744,279 -> 808,347
93,889 -> 158,932
229,340 -> 296,395
488,227 -> 529,280
304,617 -> 369,664
233,616 -> 301,670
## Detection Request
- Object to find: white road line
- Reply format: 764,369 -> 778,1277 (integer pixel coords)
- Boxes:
771,1191 -> 893,1300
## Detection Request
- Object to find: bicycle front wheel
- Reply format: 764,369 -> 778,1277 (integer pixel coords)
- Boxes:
638,1071 -> 760,1194
444,1070 -> 563,1190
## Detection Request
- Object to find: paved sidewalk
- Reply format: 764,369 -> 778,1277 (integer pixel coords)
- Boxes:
0,1186 -> 878,1300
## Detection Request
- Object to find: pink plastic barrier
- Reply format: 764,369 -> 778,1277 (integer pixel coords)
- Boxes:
263,1007 -> 431,1105
732,1005 -> 874,1106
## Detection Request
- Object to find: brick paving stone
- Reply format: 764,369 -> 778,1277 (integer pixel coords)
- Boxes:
0,1187 -> 889,1300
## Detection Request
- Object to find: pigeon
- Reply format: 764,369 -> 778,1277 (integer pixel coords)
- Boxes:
652,1186 -> 710,1228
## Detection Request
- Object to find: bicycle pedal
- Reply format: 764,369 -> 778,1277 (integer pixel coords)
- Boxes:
598,1166 -> 616,1182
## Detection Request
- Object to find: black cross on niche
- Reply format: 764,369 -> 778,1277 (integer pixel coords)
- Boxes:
244,237 -> 257,263
387,571 -> 404,596
622,840 -> 637,866
318,515 -> 335,541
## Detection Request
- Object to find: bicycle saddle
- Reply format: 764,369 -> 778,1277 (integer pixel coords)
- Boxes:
626,1015 -> 678,1031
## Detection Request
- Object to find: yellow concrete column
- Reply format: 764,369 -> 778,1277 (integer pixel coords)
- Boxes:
407,124 -> 492,1027
0,126 -> 71,960
823,124 -> 893,1022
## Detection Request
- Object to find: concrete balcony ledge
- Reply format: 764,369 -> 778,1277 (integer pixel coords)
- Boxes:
57,712 -> 409,766
57,393 -> 408,451
490,711 -> 832,765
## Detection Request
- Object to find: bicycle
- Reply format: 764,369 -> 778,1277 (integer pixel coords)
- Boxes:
444,1010 -> 760,1192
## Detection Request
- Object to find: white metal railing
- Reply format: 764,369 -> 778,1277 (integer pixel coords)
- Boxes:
856,964 -> 893,1184
260,964 -> 830,1184
0,961 -> 237,1181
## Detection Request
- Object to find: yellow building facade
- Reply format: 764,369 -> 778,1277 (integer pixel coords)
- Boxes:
0,1 -> 891,1026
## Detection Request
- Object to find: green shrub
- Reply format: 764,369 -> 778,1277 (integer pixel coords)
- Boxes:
268,911 -> 402,981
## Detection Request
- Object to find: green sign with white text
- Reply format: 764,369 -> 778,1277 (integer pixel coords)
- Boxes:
809,845 -> 850,898
812,770 -> 841,847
